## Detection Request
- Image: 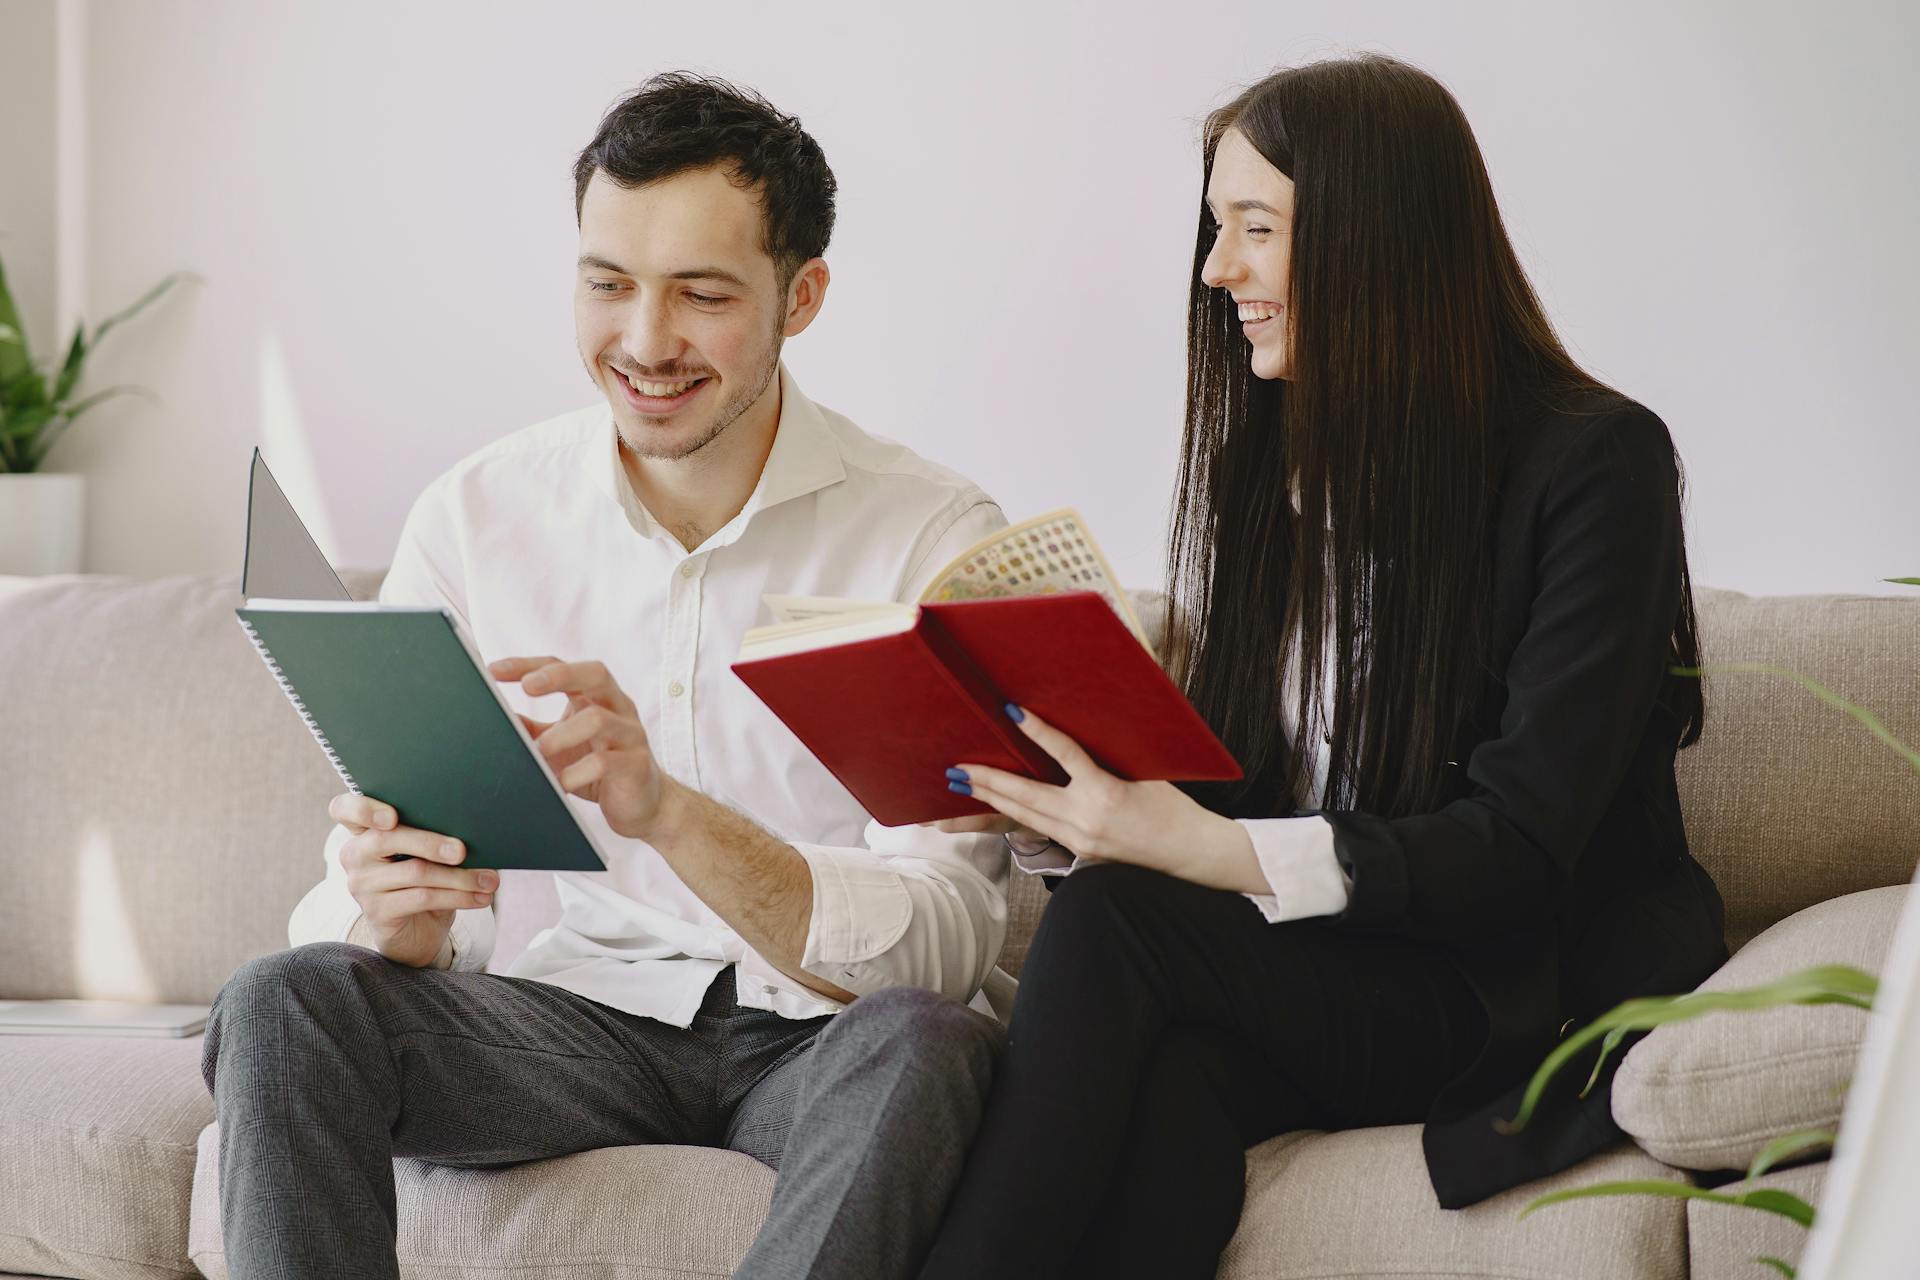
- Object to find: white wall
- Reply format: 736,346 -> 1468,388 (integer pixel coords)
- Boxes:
0,0 -> 58,355
19,0 -> 1920,594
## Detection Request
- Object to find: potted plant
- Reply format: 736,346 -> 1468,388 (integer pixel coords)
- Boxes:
0,250 -> 187,575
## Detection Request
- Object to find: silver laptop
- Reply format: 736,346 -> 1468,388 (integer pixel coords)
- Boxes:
0,1000 -> 210,1038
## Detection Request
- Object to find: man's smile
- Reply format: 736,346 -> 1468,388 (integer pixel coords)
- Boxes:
611,363 -> 713,414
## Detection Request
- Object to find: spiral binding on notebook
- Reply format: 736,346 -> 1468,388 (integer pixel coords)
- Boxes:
235,615 -> 361,795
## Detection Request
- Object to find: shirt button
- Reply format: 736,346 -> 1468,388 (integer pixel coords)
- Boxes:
679,562 -> 697,579
667,680 -> 685,697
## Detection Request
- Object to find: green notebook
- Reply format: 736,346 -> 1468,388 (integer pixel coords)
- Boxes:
236,602 -> 608,872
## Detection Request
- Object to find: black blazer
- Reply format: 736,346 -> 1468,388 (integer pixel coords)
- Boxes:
1315,390 -> 1726,1207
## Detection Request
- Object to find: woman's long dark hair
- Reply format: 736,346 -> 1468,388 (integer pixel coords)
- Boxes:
1168,55 -> 1703,819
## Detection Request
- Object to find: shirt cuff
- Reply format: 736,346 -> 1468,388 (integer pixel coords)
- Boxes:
792,843 -> 914,978
1238,816 -> 1350,923
445,903 -> 497,972
789,830 -> 1006,1004
1008,832 -> 1076,877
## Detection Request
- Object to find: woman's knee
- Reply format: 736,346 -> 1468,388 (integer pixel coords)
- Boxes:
1043,861 -> 1176,927
1032,862 -> 1215,962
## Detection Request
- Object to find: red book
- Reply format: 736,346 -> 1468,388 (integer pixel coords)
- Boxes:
731,591 -> 1243,827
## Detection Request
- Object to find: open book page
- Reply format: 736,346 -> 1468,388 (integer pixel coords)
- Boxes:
738,598 -> 919,662
740,509 -> 1150,660
917,508 -> 1149,649
763,595 -> 906,626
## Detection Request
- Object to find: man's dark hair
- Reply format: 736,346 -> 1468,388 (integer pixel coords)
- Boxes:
573,73 -> 837,287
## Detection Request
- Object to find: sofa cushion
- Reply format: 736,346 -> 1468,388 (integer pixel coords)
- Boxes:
1219,1126 -> 1685,1279
0,571 -> 381,1004
188,1122 -> 775,1279
1686,1161 -> 1822,1280
1680,588 -> 1920,951
1613,885 -> 1903,1171
0,1035 -> 209,1280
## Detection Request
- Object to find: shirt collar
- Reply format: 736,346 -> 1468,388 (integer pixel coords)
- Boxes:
596,363 -> 847,548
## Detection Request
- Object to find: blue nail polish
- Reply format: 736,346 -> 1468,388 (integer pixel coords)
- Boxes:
945,767 -> 970,782
1005,703 -> 1026,723
948,780 -> 973,796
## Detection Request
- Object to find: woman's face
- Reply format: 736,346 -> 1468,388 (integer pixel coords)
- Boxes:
1200,127 -> 1296,381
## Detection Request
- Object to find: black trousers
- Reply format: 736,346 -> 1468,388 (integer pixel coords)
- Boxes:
918,862 -> 1489,1280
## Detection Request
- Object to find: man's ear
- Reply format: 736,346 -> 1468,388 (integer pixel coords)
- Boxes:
781,258 -> 830,338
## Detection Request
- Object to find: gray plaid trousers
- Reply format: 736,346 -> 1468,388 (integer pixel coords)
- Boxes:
201,941 -> 1001,1279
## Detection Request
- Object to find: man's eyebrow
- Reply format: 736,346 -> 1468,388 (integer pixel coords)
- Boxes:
667,266 -> 750,289
575,255 -> 750,291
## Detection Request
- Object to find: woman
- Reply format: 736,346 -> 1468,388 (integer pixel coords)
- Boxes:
916,55 -> 1727,1279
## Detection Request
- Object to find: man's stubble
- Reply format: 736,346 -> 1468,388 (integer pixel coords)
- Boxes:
616,319 -> 785,464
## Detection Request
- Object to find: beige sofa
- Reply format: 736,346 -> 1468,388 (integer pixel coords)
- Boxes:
2,572 -> 1914,1280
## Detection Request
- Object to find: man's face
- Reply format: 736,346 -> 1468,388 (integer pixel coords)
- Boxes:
575,166 -> 788,461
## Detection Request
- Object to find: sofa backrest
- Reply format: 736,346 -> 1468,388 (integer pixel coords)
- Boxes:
1679,587 -> 1919,950
1,574 -> 1913,1000
1002,588 -> 1920,975
1,572 -> 363,1003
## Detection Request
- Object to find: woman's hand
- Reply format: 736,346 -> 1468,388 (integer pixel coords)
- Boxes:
946,705 -> 1263,892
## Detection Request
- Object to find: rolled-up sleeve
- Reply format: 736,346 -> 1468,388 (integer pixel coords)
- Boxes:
776,488 -> 1010,1003
790,820 -> 1008,1004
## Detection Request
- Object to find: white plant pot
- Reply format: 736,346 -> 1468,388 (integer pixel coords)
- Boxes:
0,472 -> 87,575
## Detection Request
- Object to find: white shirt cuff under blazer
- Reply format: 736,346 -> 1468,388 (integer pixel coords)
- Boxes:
1009,816 -> 1350,923
286,364 -> 1013,1022
1003,580 -> 1351,924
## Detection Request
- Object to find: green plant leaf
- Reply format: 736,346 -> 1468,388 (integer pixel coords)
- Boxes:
0,252 -> 31,381
1754,1257 -> 1795,1278
26,384 -> 158,471
1520,1179 -> 1815,1228
1738,1189 -> 1818,1228
1673,664 -> 1920,775
1886,578 -> 1920,586
5,363 -> 49,410
51,324 -> 89,405
1503,965 -> 1876,1133
84,271 -> 188,354
1,403 -> 57,441
1747,1130 -> 1834,1182
60,384 -> 147,421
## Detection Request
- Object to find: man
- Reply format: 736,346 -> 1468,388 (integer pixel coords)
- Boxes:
202,73 -> 1009,1280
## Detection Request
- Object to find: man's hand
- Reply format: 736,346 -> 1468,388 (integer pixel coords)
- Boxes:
331,793 -> 497,968
491,654 -> 853,1003
489,656 -> 678,842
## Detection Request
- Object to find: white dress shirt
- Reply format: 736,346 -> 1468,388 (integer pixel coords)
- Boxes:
1011,594 -> 1351,923
289,366 -> 1011,1026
